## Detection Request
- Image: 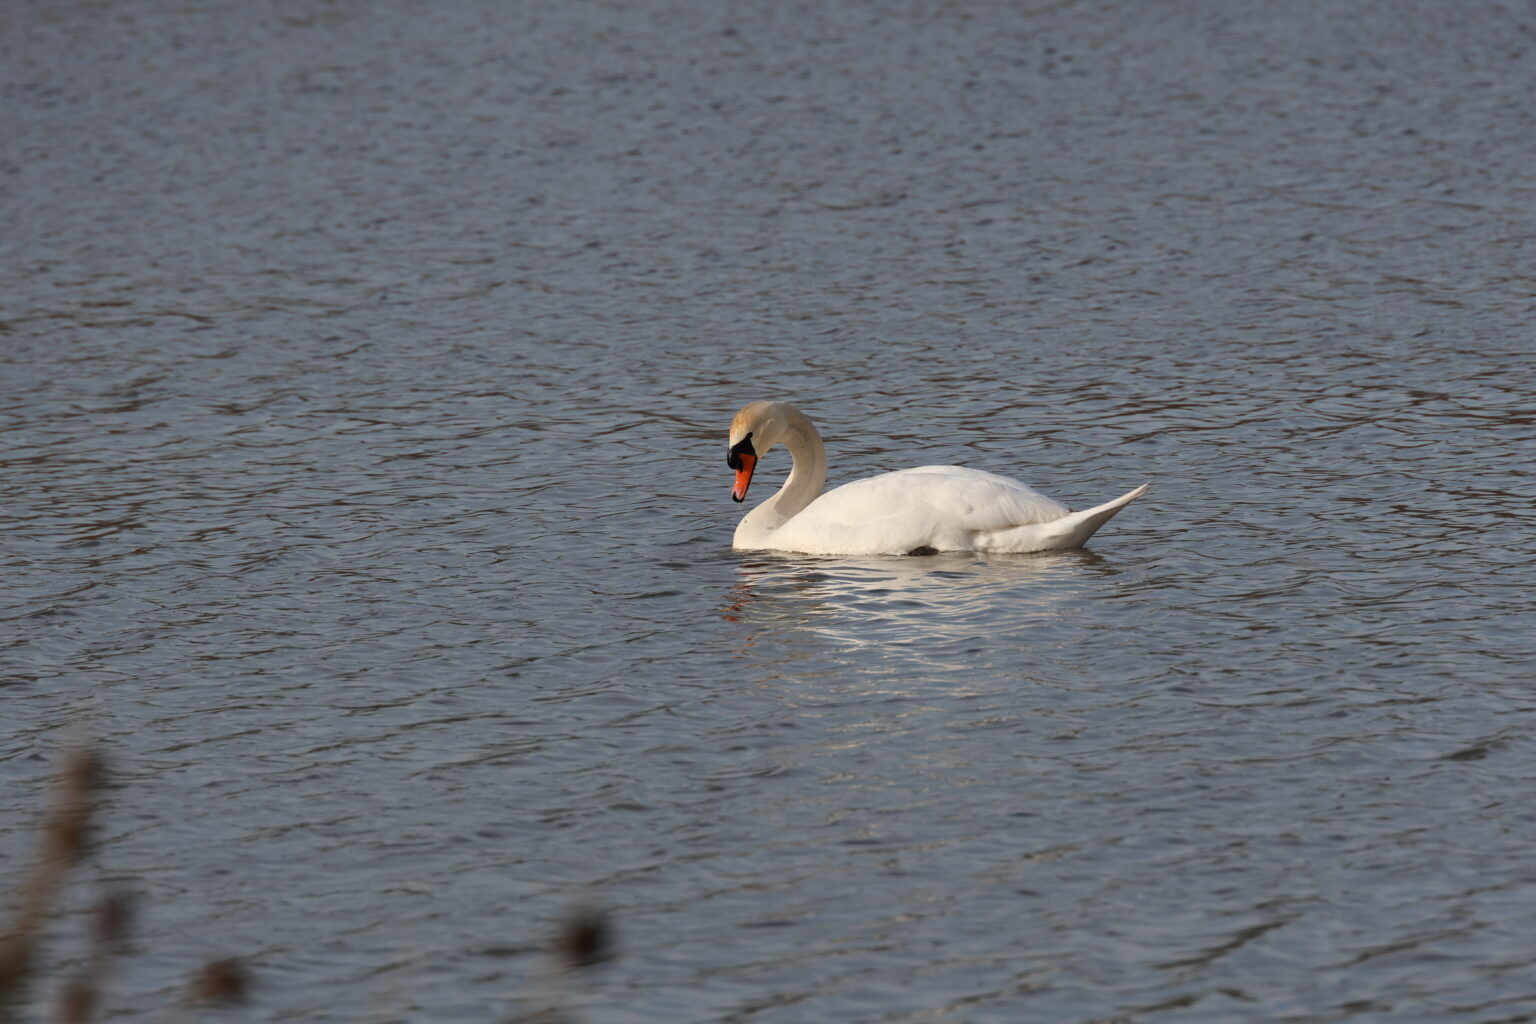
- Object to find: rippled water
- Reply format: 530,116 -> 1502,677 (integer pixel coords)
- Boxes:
5,1 -> 1536,1020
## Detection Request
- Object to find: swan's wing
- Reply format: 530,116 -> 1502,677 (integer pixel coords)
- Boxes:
854,466 -> 1073,526
766,466 -> 1070,555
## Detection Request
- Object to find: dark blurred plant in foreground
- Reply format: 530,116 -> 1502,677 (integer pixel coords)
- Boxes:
511,906 -> 614,1024
0,746 -> 250,1023
2,747 -> 612,1022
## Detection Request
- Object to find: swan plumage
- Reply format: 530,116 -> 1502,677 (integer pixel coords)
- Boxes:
726,401 -> 1146,555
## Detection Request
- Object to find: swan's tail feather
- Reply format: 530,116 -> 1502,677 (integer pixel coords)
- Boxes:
980,483 -> 1148,553
1051,482 -> 1149,548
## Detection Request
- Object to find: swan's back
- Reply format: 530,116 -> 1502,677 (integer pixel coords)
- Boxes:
764,466 -> 1070,555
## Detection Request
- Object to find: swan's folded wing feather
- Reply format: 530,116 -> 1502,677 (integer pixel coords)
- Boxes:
764,466 -> 1070,554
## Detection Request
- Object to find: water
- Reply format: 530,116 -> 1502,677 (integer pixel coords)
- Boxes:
4,1 -> 1535,1020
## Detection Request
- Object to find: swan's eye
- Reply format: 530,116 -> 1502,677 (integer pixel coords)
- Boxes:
727,433 -> 755,470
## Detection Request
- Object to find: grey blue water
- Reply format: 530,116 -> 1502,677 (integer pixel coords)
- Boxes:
4,1 -> 1535,1020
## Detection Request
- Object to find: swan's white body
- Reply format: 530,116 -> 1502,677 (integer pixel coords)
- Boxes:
727,401 -> 1146,556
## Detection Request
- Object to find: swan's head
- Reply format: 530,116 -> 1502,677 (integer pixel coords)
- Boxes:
727,400 -> 798,503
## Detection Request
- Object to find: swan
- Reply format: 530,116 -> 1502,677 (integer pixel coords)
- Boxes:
726,401 -> 1147,555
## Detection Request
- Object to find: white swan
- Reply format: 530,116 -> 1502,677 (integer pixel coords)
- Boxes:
727,401 -> 1147,555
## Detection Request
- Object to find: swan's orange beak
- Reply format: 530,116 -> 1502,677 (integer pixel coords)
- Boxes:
731,452 -> 757,502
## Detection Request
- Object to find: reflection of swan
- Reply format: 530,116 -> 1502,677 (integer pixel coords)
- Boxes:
727,402 -> 1147,555
722,551 -> 1103,663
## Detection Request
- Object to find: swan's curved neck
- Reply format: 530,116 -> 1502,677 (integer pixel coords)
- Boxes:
734,415 -> 827,547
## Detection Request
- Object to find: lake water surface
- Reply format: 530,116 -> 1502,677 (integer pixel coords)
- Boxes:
4,1 -> 1535,1021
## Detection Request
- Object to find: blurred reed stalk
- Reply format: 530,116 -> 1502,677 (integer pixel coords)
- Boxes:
7,745 -> 601,1021
54,893 -> 132,1024
0,746 -> 248,1023
0,746 -> 105,1023
511,906 -> 613,1024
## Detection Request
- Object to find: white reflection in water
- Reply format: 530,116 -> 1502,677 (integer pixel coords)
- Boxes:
721,550 -> 1105,668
